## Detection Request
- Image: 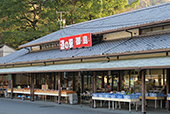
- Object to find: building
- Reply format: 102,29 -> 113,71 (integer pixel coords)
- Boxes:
0,44 -> 16,57
0,44 -> 15,96
0,2 -> 170,113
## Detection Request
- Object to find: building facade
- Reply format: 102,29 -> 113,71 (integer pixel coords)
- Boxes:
0,2 -> 170,113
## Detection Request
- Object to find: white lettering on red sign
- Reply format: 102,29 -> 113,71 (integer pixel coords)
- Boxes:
65,41 -> 69,49
83,36 -> 88,44
60,40 -> 65,50
60,33 -> 91,50
76,37 -> 81,45
69,39 -> 73,48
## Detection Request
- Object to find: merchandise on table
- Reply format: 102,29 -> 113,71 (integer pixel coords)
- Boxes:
116,94 -> 124,99
92,93 -> 99,97
110,94 -> 116,98
168,93 -> 170,97
98,93 -> 104,97
92,92 -> 141,99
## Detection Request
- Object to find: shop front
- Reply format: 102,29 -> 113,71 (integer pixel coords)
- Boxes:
1,2 -> 170,114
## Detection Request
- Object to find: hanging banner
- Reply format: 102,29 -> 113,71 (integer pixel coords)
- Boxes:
60,33 -> 92,50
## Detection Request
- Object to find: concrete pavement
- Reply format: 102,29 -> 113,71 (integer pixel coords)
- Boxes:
0,98 -> 169,114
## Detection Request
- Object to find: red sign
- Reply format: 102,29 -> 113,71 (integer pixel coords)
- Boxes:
60,33 -> 92,50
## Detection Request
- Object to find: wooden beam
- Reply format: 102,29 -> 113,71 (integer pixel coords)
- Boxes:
117,71 -> 121,91
129,70 -> 131,89
101,72 -> 104,88
141,70 -> 146,114
58,72 -> 61,104
163,69 -> 165,86
53,73 -> 56,90
93,71 -> 97,93
167,69 -> 170,110
49,73 -> 52,89
36,74 -> 38,85
11,74 -> 15,99
73,72 -> 76,91
30,74 -> 34,101
81,72 -> 84,93
111,73 -> 114,91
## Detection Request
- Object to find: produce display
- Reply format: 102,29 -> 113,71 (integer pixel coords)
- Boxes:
168,93 -> 170,97
92,92 -> 141,99
7,88 -> 76,95
92,92 -> 165,99
168,93 -> 170,100
145,93 -> 164,97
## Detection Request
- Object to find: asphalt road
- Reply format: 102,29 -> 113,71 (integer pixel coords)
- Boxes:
0,98 -> 170,114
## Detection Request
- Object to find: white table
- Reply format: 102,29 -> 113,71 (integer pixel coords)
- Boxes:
92,97 -> 140,112
7,89 -> 76,103
7,90 -> 69,97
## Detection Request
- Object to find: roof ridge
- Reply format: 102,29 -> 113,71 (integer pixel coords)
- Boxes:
66,2 -> 170,28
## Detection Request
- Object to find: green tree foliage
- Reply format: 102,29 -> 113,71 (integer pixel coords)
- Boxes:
0,0 -> 60,48
0,0 -> 139,49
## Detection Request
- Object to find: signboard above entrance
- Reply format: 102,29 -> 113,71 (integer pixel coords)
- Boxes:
60,33 -> 92,50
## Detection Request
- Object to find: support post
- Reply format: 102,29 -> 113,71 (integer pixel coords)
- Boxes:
167,69 -> 170,110
163,69 -> 165,86
93,71 -> 97,93
30,74 -> 34,101
117,71 -> 121,91
73,72 -> 76,91
81,72 -> 84,93
53,73 -> 56,90
36,74 -> 39,85
58,72 -> 61,104
111,74 -> 114,91
141,70 -> 146,114
129,70 -> 131,89
11,74 -> 15,99
101,72 -> 104,88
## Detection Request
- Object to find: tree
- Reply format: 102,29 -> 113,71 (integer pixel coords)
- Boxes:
53,0 -> 139,24
0,0 -> 139,49
0,0 -> 60,48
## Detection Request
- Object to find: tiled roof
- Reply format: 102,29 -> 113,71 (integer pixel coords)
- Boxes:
0,48 -> 29,64
0,56 -> 170,74
20,2 -> 170,47
1,33 -> 170,64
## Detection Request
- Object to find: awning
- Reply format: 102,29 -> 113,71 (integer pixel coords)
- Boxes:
0,56 -> 170,74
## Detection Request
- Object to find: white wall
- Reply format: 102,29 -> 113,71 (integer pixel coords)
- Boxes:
2,45 -> 16,56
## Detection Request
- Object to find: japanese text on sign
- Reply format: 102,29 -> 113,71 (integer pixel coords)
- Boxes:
60,33 -> 92,50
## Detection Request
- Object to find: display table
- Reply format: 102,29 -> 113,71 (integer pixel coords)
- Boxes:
7,89 -> 76,103
139,96 -> 164,109
92,97 -> 140,112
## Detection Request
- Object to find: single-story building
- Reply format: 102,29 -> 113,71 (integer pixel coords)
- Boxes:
0,2 -> 170,114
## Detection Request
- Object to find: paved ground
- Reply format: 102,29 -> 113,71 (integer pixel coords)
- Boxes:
0,98 -> 170,114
